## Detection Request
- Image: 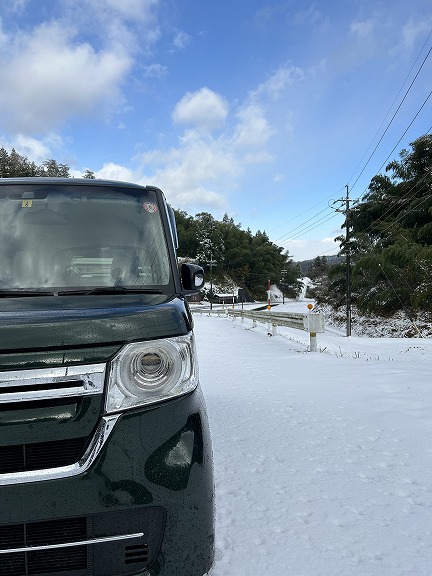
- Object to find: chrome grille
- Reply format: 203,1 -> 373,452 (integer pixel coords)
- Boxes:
0,364 -> 106,404
0,363 -> 117,485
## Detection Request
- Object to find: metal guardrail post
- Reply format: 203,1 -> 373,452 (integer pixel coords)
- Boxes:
310,332 -> 317,352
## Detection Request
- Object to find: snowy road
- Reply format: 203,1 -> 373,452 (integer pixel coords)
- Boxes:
193,307 -> 432,576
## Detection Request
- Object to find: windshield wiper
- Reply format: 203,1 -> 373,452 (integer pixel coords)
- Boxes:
0,290 -> 56,297
56,287 -> 164,296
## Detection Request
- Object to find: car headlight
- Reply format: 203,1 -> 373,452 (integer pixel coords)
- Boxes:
105,333 -> 199,413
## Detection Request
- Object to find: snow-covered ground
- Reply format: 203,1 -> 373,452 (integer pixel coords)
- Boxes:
192,301 -> 432,576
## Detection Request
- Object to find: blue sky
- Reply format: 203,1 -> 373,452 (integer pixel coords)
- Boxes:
1,0 -> 431,260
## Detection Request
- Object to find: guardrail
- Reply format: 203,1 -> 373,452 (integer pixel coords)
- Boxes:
194,307 -> 325,351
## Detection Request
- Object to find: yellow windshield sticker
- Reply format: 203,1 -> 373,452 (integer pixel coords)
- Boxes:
22,200 -> 33,208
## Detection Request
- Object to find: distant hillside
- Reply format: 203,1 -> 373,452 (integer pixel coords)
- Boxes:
296,254 -> 344,275
174,210 -> 301,300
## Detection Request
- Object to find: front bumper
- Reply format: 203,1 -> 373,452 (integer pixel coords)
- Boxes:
0,389 -> 214,576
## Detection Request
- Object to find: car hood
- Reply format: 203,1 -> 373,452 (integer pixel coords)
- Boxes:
0,293 -> 191,352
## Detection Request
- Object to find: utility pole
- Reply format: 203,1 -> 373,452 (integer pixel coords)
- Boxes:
334,185 -> 352,336
345,185 -> 352,337
281,269 -> 287,304
209,252 -> 215,310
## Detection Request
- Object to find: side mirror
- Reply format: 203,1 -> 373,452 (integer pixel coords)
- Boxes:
180,263 -> 205,293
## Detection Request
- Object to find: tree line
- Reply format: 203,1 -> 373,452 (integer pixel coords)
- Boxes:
175,210 -> 302,300
322,133 -> 432,314
0,147 -> 95,179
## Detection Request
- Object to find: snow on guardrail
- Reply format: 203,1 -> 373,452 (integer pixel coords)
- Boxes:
193,307 -> 325,352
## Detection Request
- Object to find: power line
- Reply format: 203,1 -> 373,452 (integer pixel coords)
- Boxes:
348,34 -> 432,194
348,133 -> 432,238
357,100 -> 432,204
278,211 -> 340,244
273,84 -> 431,251
270,31 -> 432,253
268,186 -> 346,234
274,205 -> 335,242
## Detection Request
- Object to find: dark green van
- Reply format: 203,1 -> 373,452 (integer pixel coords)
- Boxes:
0,178 -> 214,576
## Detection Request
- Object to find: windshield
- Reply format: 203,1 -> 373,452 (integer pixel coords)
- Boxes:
0,183 -> 173,293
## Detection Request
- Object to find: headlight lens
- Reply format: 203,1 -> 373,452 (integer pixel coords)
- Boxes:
105,333 -> 198,413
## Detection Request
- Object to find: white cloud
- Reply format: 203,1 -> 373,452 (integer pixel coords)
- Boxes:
232,104 -> 274,149
6,0 -> 28,14
1,131 -> 69,166
163,182 -> 227,212
96,0 -> 158,20
130,79 -> 284,213
292,5 -> 328,28
63,0 -> 159,32
95,162 -> 135,182
0,21 -> 132,133
172,88 -> 229,133
172,30 -> 191,51
402,18 -> 432,51
129,77 -> 282,213
350,19 -> 375,38
142,63 -> 168,78
0,0 -> 164,135
10,135 -> 52,164
242,150 -> 274,165
87,156 -> 229,213
137,132 -> 238,211
251,65 -> 305,102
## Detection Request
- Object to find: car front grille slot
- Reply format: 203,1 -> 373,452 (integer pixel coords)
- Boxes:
0,518 -> 88,575
124,543 -> 149,565
0,437 -> 88,474
0,508 -> 166,576
28,546 -> 88,574
0,380 -> 81,396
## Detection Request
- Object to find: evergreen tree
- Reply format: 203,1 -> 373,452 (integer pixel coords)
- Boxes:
0,148 -> 39,177
174,210 -> 200,259
195,212 -> 225,269
0,148 -> 9,177
39,159 -> 70,178
328,133 -> 432,314
174,209 -> 300,300
0,148 -> 73,178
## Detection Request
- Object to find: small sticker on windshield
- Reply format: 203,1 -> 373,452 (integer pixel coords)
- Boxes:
143,202 -> 158,213
22,200 -> 33,208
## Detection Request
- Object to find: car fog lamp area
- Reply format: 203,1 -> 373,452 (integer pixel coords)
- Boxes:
105,334 -> 198,412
